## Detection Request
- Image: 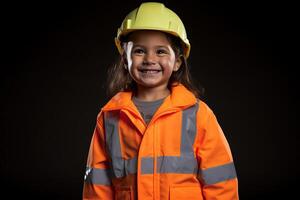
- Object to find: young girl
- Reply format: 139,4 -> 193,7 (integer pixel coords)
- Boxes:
83,2 -> 239,199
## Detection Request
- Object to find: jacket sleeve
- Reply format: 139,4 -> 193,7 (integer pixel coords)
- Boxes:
82,111 -> 114,199
195,102 -> 239,199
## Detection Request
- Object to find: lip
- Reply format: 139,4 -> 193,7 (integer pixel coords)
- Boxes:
138,67 -> 162,72
138,69 -> 162,75
138,69 -> 162,72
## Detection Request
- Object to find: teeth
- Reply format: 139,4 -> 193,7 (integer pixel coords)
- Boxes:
140,70 -> 161,74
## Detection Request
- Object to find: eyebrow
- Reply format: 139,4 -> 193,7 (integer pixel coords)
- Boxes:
132,44 -> 169,49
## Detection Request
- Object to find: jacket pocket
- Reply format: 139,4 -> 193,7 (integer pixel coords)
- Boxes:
170,185 -> 203,200
115,186 -> 133,200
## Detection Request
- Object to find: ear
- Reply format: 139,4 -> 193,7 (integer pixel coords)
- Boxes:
173,56 -> 182,72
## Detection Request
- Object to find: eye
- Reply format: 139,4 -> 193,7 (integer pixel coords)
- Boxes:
132,48 -> 145,55
156,49 -> 168,55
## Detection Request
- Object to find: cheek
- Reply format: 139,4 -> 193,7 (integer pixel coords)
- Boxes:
130,56 -> 143,70
165,46 -> 177,71
160,57 -> 177,72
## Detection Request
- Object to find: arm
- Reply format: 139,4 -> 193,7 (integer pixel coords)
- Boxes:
195,102 -> 239,199
82,112 -> 114,199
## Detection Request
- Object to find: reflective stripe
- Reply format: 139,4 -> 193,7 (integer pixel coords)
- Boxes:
141,155 -> 197,174
84,166 -> 112,185
181,102 -> 198,153
157,154 -> 198,174
104,112 -> 124,178
198,162 -> 237,185
141,157 -> 154,174
125,157 -> 137,175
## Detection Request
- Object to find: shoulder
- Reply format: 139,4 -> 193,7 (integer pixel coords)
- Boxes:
101,91 -> 133,111
96,91 -> 133,123
196,99 -> 217,127
197,99 -> 214,115
95,109 -> 105,128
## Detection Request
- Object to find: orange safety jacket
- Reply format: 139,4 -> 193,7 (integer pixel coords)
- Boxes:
83,84 -> 239,200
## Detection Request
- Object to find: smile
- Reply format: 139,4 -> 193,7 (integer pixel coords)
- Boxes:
139,69 -> 162,74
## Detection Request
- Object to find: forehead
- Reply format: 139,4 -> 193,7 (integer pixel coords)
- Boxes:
128,30 -> 171,46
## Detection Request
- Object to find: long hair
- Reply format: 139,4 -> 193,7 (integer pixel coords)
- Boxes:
106,32 -> 204,99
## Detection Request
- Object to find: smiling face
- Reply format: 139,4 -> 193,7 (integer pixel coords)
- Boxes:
123,30 -> 182,95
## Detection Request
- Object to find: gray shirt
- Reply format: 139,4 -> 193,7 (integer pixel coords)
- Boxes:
132,96 -> 165,125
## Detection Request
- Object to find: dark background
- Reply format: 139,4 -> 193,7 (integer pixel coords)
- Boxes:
1,0 -> 296,199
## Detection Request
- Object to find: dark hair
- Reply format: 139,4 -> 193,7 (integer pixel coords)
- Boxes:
106,31 -> 203,99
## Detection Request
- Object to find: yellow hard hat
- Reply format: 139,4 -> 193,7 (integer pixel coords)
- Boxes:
115,2 -> 191,58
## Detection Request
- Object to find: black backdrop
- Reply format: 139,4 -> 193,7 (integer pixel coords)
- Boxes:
1,0 -> 295,199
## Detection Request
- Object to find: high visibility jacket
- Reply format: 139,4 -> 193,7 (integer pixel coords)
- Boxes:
83,84 -> 239,200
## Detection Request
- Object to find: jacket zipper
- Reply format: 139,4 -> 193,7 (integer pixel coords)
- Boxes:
149,109 -> 179,200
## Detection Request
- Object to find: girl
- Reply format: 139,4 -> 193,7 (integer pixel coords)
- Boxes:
83,2 -> 239,200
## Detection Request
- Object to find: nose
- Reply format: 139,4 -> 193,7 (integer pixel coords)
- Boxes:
143,51 -> 157,65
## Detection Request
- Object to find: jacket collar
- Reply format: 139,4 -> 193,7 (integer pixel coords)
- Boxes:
102,83 -> 197,112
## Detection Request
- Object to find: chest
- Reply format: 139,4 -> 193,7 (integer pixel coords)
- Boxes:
104,107 -> 198,158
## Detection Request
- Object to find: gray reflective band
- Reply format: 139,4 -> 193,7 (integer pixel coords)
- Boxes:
198,162 -> 237,185
141,157 -> 154,174
157,154 -> 198,174
84,167 -> 112,185
104,112 -> 124,178
141,155 -> 198,174
181,102 -> 199,153
125,157 -> 137,175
